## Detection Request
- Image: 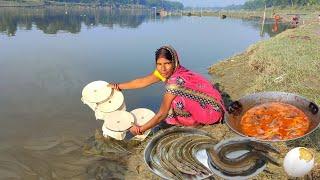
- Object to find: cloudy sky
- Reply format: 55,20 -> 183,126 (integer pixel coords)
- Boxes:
173,0 -> 247,7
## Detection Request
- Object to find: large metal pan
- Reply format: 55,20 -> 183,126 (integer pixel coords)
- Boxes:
225,91 -> 320,142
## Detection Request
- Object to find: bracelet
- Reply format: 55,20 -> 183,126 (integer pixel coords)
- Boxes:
114,83 -> 122,91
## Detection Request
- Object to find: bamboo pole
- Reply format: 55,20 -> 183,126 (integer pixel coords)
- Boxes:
260,3 -> 266,37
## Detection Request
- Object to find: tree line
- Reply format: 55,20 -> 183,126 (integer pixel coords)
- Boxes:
2,0 -> 184,9
243,0 -> 320,9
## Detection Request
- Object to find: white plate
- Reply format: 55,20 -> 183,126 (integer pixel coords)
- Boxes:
102,110 -> 134,132
130,108 -> 155,125
102,126 -> 127,140
96,90 -> 124,113
95,102 -> 127,120
130,108 -> 155,141
82,81 -> 112,103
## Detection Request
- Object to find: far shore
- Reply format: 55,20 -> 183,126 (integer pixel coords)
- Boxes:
1,2 -> 319,22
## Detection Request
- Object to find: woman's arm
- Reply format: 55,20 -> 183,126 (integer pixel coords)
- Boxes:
112,73 -> 160,90
130,92 -> 176,135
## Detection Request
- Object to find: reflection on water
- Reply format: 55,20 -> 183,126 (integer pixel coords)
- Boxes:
241,18 -> 292,37
0,7 -> 176,36
0,7 -> 291,37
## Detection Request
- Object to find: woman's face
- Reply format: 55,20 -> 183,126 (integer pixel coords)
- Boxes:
156,57 -> 175,79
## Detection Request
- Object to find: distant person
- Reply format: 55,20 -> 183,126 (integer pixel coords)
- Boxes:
291,15 -> 299,27
318,14 -> 320,24
108,45 -> 225,136
274,14 -> 280,21
272,14 -> 280,32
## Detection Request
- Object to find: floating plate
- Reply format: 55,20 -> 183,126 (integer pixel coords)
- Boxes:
130,108 -> 155,141
207,136 -> 266,180
82,81 -> 112,103
96,90 -> 124,113
131,108 -> 155,126
102,110 -> 134,132
95,102 -> 127,120
102,126 -> 127,140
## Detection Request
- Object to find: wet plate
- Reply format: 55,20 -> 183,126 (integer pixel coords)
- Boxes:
102,110 -> 134,132
96,90 -> 124,113
207,137 -> 266,180
82,81 -> 112,103
130,108 -> 155,141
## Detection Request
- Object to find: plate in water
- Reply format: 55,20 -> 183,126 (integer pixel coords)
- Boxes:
82,81 -> 112,103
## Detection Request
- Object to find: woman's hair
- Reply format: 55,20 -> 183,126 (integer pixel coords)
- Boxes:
155,48 -> 173,62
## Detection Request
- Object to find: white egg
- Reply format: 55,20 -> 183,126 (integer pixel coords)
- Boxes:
283,147 -> 314,177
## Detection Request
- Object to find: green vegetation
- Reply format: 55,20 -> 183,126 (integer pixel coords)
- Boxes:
209,22 -> 320,176
209,22 -> 320,104
243,0 -> 320,9
0,0 -> 184,9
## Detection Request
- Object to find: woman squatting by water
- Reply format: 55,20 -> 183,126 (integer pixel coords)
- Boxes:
108,45 -> 225,137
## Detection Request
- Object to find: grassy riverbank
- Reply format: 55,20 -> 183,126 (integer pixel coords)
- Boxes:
183,7 -> 320,24
209,22 -> 320,106
208,21 -> 320,178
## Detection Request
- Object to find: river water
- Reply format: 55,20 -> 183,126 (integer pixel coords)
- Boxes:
0,7 -> 290,179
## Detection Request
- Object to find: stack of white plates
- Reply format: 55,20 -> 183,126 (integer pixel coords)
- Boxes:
81,81 -> 126,120
81,81 -> 154,141
102,110 -> 135,140
99,108 -> 155,140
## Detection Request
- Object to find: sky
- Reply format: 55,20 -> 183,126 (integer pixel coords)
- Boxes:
172,0 -> 247,7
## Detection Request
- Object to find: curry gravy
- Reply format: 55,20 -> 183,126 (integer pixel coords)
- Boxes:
240,102 -> 310,140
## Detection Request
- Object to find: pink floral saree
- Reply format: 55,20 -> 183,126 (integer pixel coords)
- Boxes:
158,45 -> 225,126
165,66 -> 225,126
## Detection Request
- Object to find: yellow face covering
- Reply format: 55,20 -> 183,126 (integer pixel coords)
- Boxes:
153,70 -> 166,82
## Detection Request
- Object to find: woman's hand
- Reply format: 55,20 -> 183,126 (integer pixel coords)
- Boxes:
129,124 -> 143,135
107,83 -> 121,91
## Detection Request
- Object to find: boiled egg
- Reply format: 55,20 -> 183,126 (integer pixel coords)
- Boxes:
283,147 -> 314,177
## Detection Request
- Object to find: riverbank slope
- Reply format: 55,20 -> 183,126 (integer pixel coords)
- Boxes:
208,21 -> 320,178
209,22 -> 320,106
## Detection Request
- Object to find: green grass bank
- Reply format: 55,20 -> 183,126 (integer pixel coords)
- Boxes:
183,7 -> 320,24
208,21 -> 320,178
209,22 -> 320,105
